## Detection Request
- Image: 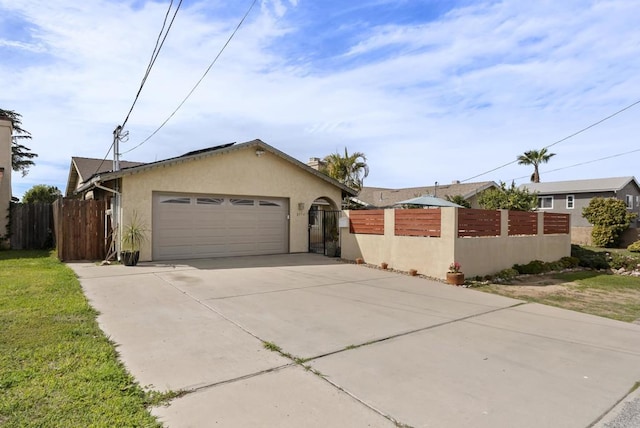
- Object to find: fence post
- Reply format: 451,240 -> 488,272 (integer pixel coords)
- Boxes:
537,212 -> 544,236
500,209 -> 509,238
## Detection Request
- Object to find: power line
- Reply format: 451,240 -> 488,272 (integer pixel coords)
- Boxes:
509,147 -> 640,182
460,98 -> 640,183
121,0 -> 259,155
121,0 -> 183,129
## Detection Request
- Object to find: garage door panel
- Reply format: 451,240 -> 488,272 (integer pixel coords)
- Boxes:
153,194 -> 288,260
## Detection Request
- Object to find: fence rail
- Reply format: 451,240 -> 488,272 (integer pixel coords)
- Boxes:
349,210 -> 384,235
395,209 -> 441,237
458,209 -> 501,237
10,203 -> 54,250
53,199 -> 109,261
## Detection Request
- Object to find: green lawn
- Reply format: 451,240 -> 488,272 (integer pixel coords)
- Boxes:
0,250 -> 167,427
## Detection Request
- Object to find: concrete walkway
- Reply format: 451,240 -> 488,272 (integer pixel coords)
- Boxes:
68,254 -> 640,428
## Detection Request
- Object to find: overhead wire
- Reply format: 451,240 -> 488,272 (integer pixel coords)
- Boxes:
121,0 -> 259,155
121,0 -> 183,130
460,98 -> 640,183
509,147 -> 640,182
92,0 -> 182,177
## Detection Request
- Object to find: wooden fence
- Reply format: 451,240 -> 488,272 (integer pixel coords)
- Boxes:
10,203 -> 55,250
544,212 -> 571,234
349,210 -> 385,235
458,209 -> 501,237
395,209 -> 441,237
508,211 -> 538,236
53,199 -> 109,261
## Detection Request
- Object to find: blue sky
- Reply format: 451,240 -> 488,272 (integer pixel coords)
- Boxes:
1,0 -> 639,199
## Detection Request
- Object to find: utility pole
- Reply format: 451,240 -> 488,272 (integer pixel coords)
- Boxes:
112,125 -> 123,260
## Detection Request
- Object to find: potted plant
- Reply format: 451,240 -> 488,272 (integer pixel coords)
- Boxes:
121,212 -> 147,267
446,261 -> 464,285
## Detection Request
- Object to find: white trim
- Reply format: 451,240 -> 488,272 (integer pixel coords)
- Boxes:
537,196 -> 553,209
566,194 -> 574,209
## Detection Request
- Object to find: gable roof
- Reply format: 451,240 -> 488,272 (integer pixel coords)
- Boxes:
357,181 -> 497,207
65,156 -> 145,197
74,139 -> 357,196
520,177 -> 640,195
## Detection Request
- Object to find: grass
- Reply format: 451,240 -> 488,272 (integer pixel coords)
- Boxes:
478,270 -> 640,323
0,250 -> 166,427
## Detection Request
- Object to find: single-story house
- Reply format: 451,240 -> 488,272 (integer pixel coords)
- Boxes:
520,177 -> 640,246
353,181 -> 498,208
66,140 -> 356,261
0,115 -> 12,247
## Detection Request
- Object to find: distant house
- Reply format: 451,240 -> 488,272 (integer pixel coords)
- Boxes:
354,181 -> 498,209
520,177 -> 640,246
65,157 -> 145,199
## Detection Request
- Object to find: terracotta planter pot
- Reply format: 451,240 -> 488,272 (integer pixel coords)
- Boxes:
356,258 -> 364,265
381,262 -> 388,270
446,272 -> 465,285
409,269 -> 418,276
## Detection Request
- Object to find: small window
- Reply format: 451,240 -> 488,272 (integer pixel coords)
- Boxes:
636,195 -> 639,207
259,200 -> 280,207
566,195 -> 574,209
197,197 -> 223,205
161,197 -> 191,204
230,198 -> 254,206
537,196 -> 553,209
626,195 -> 633,209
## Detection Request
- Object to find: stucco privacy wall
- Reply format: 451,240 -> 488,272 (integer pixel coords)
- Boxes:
120,146 -> 343,261
341,208 -> 571,279
0,117 -> 12,243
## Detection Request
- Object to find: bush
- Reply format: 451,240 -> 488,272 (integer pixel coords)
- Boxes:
571,245 -> 610,269
608,252 -> 640,271
559,256 -> 580,268
582,197 -> 637,248
513,260 -> 546,275
628,240 -> 640,253
591,225 -> 622,248
495,268 -> 519,281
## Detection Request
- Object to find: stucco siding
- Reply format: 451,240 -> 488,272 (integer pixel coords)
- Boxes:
120,147 -> 343,261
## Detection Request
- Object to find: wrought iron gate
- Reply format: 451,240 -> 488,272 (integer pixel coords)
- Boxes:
308,210 -> 341,256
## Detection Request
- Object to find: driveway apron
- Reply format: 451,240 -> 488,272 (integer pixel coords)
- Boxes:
69,254 -> 640,428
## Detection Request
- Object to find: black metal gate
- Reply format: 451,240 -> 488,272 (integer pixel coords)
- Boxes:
309,210 -> 341,256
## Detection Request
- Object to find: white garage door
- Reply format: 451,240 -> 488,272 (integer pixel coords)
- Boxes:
153,193 -> 289,260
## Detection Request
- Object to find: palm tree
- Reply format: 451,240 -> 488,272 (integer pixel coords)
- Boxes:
321,148 -> 369,193
517,148 -> 555,183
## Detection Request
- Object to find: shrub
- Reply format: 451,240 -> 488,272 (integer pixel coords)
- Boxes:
559,256 -> 580,268
582,197 -> 637,248
608,252 -> 640,271
628,240 -> 640,253
495,268 -> 519,281
513,260 -> 546,275
571,245 -> 610,269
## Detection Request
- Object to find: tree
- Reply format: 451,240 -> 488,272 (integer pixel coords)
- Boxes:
0,108 -> 38,176
320,148 -> 369,193
478,181 -> 538,211
517,148 -> 555,183
22,185 -> 62,204
445,194 -> 471,208
582,197 -> 637,247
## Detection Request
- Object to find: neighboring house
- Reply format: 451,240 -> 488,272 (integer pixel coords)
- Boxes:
0,115 -> 12,246
355,181 -> 498,208
65,157 -> 145,199
521,177 -> 640,246
66,139 -> 356,261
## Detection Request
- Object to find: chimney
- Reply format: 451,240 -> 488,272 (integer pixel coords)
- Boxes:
0,115 -> 13,245
307,157 -> 325,171
452,180 -> 461,184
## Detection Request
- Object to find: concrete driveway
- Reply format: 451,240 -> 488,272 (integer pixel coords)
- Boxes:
68,254 -> 640,428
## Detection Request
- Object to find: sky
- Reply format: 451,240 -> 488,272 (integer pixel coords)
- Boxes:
1,0 -> 639,199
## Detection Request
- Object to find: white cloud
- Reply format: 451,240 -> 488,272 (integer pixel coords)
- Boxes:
0,0 -> 639,198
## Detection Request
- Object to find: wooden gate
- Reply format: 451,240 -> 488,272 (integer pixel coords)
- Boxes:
53,199 -> 109,261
